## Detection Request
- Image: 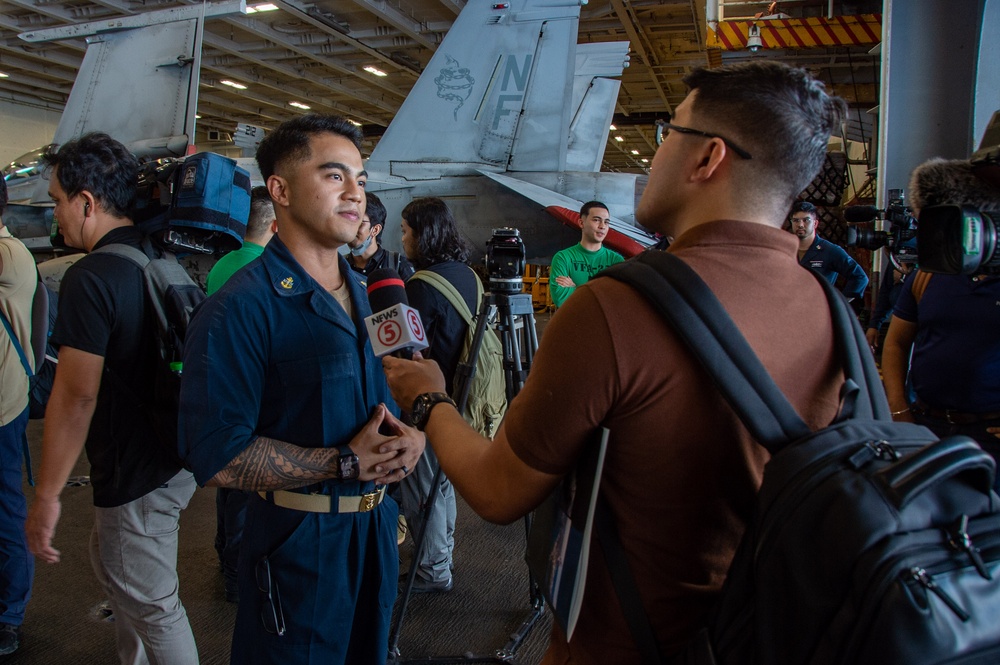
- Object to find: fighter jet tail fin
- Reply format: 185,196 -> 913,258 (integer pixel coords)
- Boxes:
367,0 -> 586,178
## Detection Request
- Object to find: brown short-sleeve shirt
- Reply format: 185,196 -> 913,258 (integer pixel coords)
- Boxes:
504,219 -> 844,664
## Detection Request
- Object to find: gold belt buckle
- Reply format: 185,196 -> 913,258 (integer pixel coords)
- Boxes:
359,490 -> 379,512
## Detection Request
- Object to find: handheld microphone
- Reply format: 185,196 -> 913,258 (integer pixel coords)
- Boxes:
843,205 -> 880,223
365,268 -> 428,359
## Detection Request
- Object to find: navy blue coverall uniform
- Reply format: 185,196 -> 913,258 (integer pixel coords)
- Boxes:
798,234 -> 869,301
180,237 -> 399,664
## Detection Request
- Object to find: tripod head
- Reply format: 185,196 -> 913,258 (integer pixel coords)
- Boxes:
485,227 -> 526,294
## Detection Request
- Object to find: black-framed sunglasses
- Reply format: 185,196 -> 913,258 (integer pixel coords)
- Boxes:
655,121 -> 753,160
256,556 -> 286,637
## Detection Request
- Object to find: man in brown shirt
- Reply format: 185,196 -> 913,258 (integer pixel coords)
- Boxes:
384,61 -> 847,663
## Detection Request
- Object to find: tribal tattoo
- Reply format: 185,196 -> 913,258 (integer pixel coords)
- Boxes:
209,437 -> 340,490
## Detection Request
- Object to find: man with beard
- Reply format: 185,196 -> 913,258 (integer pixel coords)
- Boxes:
789,201 -> 868,302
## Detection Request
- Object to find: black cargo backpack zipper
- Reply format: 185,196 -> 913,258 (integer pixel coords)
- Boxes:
839,521 -> 1000,662
753,439 -> 913,564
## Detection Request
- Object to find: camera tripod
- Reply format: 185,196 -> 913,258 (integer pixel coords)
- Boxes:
388,288 -> 543,665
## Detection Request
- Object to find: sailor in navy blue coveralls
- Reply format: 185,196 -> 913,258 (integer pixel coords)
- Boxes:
180,237 -> 400,664
797,234 -> 869,301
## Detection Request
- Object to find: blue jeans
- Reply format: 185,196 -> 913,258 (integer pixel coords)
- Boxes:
399,444 -> 455,584
90,469 -> 199,665
0,407 -> 33,625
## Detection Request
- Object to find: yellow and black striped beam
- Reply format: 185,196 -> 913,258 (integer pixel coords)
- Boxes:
708,14 -> 882,51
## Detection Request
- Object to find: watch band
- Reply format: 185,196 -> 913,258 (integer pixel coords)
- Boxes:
336,445 -> 359,481
412,392 -> 457,431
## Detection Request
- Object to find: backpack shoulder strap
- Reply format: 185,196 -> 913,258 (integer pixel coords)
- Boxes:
29,271 -> 49,371
0,266 -> 45,378
807,263 -> 890,421
0,309 -> 31,378
600,252 -> 888,453
409,267 -> 481,325
601,253 -> 809,452
91,242 -> 152,269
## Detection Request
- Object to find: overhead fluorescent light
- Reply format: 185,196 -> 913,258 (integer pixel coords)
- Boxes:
0,72 -> 9,78
630,149 -> 639,155
640,158 -> 649,163
221,79 -> 247,90
609,124 -> 617,131
363,66 -> 388,77
195,114 -> 202,119
246,3 -> 278,13
614,136 -> 624,142
348,119 -> 362,127
289,101 -> 311,109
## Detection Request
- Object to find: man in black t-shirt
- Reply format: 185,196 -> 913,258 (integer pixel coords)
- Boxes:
347,191 -> 415,280
25,133 -> 199,665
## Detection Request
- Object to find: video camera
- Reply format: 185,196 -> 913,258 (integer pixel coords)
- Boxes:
913,110 -> 1000,275
844,188 -> 919,267
485,227 -> 526,294
133,152 -> 250,255
917,205 -> 998,275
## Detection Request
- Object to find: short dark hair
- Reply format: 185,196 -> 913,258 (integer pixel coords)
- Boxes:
580,200 -> 609,218
0,174 -> 7,216
41,132 -> 138,218
255,114 -> 363,181
683,62 -> 846,205
790,201 -> 818,217
246,186 -> 275,240
366,191 -> 387,241
401,197 -> 471,270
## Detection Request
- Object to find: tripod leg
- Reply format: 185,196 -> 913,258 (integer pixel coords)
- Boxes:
390,296 -> 495,658
389,463 -> 446,655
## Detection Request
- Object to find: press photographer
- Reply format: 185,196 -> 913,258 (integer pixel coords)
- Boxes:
882,157 -> 1000,491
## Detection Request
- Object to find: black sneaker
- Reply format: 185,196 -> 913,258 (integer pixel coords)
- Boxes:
0,624 -> 21,655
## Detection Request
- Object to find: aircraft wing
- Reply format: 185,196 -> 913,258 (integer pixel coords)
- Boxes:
478,170 -> 654,257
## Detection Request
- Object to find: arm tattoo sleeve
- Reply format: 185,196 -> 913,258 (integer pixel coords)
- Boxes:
208,436 -> 338,490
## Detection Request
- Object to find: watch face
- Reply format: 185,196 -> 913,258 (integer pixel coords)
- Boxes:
339,453 -> 359,480
413,397 -> 430,426
412,392 -> 455,431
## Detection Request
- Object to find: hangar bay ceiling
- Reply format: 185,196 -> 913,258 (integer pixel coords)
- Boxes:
0,0 -> 881,174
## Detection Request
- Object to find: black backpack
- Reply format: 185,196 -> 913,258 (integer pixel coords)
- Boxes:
27,278 -> 59,420
92,242 -> 204,470
600,251 -> 1000,665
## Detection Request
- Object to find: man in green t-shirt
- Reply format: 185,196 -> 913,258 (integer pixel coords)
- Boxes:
204,184 -> 276,601
549,200 -> 624,308
206,186 -> 277,295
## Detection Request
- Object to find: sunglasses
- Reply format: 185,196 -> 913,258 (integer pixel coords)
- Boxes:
256,556 -> 286,637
